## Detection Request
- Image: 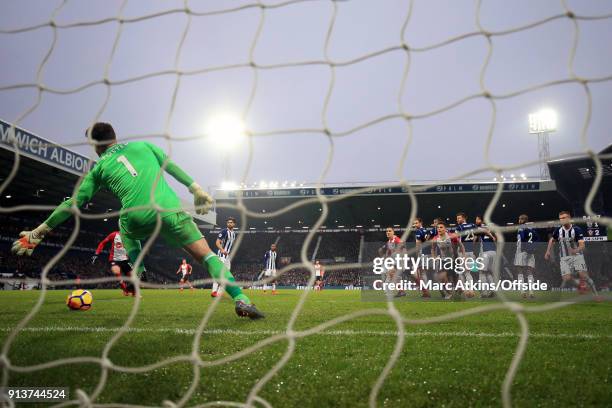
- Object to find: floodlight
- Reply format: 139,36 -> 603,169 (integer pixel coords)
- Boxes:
528,109 -> 557,134
206,113 -> 246,149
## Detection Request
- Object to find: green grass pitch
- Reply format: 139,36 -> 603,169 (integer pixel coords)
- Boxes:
1,289 -> 610,407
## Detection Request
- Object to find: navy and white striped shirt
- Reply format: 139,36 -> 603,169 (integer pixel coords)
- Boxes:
517,226 -> 538,254
264,250 -> 278,271
552,225 -> 584,257
217,228 -> 236,259
455,222 -> 478,253
415,227 -> 430,255
477,225 -> 496,252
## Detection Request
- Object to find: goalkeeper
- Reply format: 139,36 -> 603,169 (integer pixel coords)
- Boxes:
11,122 -> 264,319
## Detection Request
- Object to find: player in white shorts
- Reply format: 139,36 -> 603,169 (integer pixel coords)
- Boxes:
214,217 -> 237,297
474,216 -> 498,298
314,260 -> 324,291
454,212 -> 477,294
176,259 -> 193,292
514,214 -> 538,298
431,222 -> 465,299
378,227 -> 405,297
92,230 -> 134,296
545,211 -> 598,296
262,243 -> 278,294
411,218 -> 431,298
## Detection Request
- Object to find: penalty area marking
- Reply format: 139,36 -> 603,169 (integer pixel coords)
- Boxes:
0,327 -> 610,340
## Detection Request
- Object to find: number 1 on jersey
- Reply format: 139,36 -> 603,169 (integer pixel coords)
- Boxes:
117,155 -> 138,177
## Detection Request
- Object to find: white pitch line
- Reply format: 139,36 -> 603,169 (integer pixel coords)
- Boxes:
0,327 -> 609,340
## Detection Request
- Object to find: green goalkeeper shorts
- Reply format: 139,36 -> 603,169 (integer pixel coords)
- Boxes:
119,210 -> 203,248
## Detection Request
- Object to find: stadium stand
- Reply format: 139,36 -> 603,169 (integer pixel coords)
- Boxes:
1,122 -> 610,291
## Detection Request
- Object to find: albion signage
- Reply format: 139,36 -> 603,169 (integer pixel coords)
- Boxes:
0,119 -> 93,175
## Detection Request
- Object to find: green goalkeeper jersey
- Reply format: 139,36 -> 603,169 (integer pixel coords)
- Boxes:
45,141 -> 194,237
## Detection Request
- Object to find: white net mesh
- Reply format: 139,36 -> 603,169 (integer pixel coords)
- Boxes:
1,0 -> 611,407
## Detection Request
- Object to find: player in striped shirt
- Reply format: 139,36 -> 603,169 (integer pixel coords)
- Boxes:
176,259 -> 194,292
425,217 -> 441,255
474,216 -> 498,298
212,217 -> 237,297
432,221 -> 465,299
262,244 -> 279,294
92,230 -> 133,296
514,214 -> 539,298
314,260 -> 324,291
424,218 -> 442,295
379,227 -> 405,297
545,211 -> 598,296
455,212 -> 477,292
412,218 -> 431,298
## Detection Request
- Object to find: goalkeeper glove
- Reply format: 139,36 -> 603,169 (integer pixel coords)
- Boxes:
189,182 -> 213,215
11,223 -> 51,256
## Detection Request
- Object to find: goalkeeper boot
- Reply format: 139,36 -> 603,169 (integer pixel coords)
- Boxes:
235,301 -> 265,320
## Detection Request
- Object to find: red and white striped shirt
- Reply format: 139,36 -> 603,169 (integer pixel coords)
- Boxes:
385,235 -> 402,256
95,231 -> 128,262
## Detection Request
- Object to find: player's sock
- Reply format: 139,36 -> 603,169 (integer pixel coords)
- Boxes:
561,278 -> 576,290
125,243 -> 145,279
263,283 -> 268,291
480,272 -> 488,296
517,273 -> 525,295
478,271 -> 486,296
585,277 -> 598,295
578,277 -> 587,294
203,254 -> 250,304
527,273 -> 534,295
212,281 -> 219,293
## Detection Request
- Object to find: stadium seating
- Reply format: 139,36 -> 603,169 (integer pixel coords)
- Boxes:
2,214 -> 609,290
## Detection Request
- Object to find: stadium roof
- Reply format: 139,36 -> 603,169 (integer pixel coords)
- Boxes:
548,144 -> 612,216
213,180 -> 572,230
212,146 -> 610,230
215,145 -> 612,230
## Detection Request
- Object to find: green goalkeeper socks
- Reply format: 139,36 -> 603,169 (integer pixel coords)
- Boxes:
123,237 -> 146,278
204,253 -> 250,304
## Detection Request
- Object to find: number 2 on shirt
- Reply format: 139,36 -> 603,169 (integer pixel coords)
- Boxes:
117,155 -> 138,177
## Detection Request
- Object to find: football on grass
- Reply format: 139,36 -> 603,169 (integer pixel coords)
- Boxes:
66,289 -> 93,311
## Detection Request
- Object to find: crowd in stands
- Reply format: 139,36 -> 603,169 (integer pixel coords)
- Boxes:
2,214 -> 610,290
